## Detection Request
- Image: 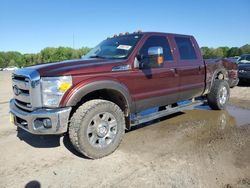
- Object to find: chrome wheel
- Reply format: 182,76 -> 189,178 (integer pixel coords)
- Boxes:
219,86 -> 228,105
87,112 -> 117,148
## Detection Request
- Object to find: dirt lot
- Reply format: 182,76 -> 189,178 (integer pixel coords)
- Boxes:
0,71 -> 250,188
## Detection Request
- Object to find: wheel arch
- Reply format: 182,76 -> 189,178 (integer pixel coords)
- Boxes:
65,80 -> 134,116
210,68 -> 229,90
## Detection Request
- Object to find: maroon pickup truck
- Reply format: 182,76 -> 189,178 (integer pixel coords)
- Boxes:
10,31 -> 238,158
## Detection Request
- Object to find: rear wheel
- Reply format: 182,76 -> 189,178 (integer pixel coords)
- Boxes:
207,80 -> 230,110
69,99 -> 125,159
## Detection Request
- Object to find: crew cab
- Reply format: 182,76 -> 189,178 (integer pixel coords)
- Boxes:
9,31 -> 237,159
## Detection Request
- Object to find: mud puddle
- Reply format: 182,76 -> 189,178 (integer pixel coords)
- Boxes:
226,105 -> 250,127
122,104 -> 250,158
194,104 -> 250,128
130,104 -> 250,133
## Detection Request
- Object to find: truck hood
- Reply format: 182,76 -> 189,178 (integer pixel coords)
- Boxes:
24,58 -> 126,77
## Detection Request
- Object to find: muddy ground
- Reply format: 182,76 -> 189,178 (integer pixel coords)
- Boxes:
0,71 -> 250,188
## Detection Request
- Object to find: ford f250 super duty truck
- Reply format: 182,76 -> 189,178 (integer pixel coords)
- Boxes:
9,31 -> 238,159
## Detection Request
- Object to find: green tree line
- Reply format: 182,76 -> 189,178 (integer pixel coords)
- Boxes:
1,44 -> 250,68
0,47 -> 91,68
201,44 -> 250,59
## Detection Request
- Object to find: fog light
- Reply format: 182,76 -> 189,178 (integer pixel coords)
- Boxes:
34,118 -> 52,129
43,118 -> 52,128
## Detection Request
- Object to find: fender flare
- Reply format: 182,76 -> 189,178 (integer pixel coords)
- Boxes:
210,68 -> 228,90
65,80 -> 134,112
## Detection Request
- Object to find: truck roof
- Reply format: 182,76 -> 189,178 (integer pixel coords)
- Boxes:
141,32 -> 193,37
109,31 -> 194,39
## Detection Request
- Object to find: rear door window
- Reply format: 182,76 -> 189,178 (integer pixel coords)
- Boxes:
175,37 -> 197,60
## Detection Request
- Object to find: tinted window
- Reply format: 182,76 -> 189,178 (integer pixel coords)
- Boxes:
175,37 -> 197,60
139,36 -> 173,61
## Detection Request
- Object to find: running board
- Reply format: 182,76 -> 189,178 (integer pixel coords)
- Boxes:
130,100 -> 204,126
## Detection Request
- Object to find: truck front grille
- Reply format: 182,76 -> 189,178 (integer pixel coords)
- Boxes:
12,74 -> 32,111
12,69 -> 42,111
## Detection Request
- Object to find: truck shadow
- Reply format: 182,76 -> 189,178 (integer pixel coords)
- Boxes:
16,113 -> 184,159
16,127 -> 89,159
16,127 -> 61,148
16,104 -> 228,159
127,112 -> 184,132
63,134 -> 90,158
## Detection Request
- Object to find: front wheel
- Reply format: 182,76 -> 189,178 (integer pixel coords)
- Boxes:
207,80 -> 230,110
69,99 -> 125,159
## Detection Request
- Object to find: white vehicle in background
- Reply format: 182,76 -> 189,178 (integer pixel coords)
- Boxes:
3,66 -> 19,71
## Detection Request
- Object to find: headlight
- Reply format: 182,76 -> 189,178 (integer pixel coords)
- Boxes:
41,76 -> 72,107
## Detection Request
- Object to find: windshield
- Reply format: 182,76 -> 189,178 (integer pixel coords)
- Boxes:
83,34 -> 142,59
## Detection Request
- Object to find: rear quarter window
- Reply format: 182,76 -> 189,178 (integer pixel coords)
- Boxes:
175,37 -> 197,60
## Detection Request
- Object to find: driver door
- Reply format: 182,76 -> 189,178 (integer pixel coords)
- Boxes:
131,35 -> 179,112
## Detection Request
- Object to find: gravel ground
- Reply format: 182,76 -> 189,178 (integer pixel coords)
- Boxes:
0,71 -> 250,188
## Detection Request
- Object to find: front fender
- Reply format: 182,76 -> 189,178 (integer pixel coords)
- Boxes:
63,80 -> 134,112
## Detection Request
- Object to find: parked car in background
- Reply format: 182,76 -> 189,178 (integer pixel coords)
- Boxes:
3,66 -> 19,71
237,54 -> 250,83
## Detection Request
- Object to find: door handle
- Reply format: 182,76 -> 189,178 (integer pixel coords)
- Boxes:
170,68 -> 177,74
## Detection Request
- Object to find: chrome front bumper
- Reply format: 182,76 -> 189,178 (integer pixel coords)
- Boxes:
9,99 -> 71,135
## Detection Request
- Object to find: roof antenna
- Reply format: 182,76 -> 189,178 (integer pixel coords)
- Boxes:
72,33 -> 75,49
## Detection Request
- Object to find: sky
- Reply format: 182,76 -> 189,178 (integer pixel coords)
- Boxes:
0,0 -> 249,53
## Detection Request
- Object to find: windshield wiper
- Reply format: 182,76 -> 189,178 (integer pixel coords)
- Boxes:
89,55 -> 106,59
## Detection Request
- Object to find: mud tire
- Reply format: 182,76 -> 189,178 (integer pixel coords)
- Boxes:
207,80 -> 230,110
69,99 -> 125,159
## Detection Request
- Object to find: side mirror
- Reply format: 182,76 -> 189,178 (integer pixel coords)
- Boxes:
148,46 -> 164,66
